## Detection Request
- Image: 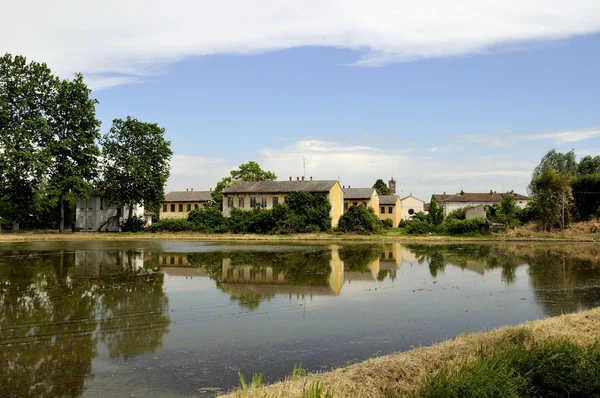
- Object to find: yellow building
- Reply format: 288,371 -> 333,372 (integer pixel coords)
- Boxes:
342,187 -> 379,215
221,178 -> 344,227
378,195 -> 402,227
160,190 -> 212,219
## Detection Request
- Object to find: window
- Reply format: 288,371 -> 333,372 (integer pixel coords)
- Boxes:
163,204 -> 167,212
273,196 -> 279,206
170,257 -> 175,265
273,270 -> 279,280
187,204 -> 191,212
261,197 -> 267,208
261,269 -> 267,280
178,204 -> 184,212
388,252 -> 393,259
362,201 -> 367,206
227,197 -> 234,208
239,197 -> 245,208
250,197 -> 256,208
353,202 -> 358,206
250,269 -> 256,280
178,257 -> 183,265
170,204 -> 175,212
388,206 -> 393,214
195,204 -> 199,210
344,202 -> 349,211
381,206 -> 385,214
408,208 -> 414,215
227,268 -> 233,279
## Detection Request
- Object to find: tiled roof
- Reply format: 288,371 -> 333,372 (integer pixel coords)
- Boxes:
222,180 -> 338,194
164,191 -> 213,202
432,191 -> 530,203
343,188 -> 376,200
423,203 -> 430,212
379,195 -> 400,205
400,195 -> 425,203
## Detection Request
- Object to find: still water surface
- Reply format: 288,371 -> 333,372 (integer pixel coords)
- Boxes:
1,241 -> 600,397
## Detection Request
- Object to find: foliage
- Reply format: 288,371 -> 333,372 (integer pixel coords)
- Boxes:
251,372 -> 263,388
100,116 -> 172,220
302,381 -> 335,398
238,372 -> 248,392
187,204 -> 229,232
119,215 -> 146,232
442,218 -> 488,235
419,338 -> 600,398
405,219 -> 435,235
212,161 -> 276,206
445,207 -> 467,220
292,363 -> 307,380
427,199 -> 444,226
397,218 -> 408,228
529,149 -> 578,193
337,205 -> 382,234
284,190 -> 332,233
530,168 -> 573,231
46,73 -> 101,232
339,245 -> 383,272
372,179 -> 391,196
577,155 -> 600,175
146,218 -> 195,232
381,218 -> 394,228
495,195 -> 520,226
571,173 -> 600,221
0,54 -> 56,230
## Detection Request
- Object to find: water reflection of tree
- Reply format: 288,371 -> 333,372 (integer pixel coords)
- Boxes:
339,245 -> 383,272
98,251 -> 170,360
0,251 -> 98,397
526,248 -> 600,316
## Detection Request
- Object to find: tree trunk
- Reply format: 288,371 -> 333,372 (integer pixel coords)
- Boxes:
12,222 -> 19,231
59,197 -> 65,233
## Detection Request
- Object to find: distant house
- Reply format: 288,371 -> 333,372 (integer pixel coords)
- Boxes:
343,187 -> 379,213
432,190 -> 531,216
221,177 -> 344,227
75,195 -> 144,232
400,194 -> 427,220
378,195 -> 402,227
161,189 -> 212,219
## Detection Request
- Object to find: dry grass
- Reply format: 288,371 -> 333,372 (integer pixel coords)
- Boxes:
501,219 -> 600,241
220,308 -> 600,398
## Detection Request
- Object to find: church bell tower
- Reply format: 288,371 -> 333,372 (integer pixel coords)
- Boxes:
388,177 -> 396,194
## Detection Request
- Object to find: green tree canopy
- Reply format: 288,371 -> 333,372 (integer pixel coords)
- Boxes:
47,74 -> 101,232
529,149 -> 577,193
100,117 -> 172,219
372,179 -> 391,196
0,54 -> 56,230
212,161 -> 277,206
530,168 -> 573,231
577,155 -> 600,176
427,199 -> 444,226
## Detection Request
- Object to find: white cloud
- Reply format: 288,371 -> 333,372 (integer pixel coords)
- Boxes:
3,1 -> 600,88
454,127 -> 600,147
167,154 -> 231,191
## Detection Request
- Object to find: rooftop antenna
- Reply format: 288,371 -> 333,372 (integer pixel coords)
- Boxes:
303,158 -> 306,178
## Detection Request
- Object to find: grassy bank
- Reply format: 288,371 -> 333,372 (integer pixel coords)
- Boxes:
221,308 -> 600,398
0,229 -> 598,243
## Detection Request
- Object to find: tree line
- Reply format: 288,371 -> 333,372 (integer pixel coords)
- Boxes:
0,54 -> 172,231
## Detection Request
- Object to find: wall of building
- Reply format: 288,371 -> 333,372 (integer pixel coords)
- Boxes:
75,197 -> 144,232
465,205 -> 487,219
343,190 -> 380,216
400,196 -> 425,220
378,198 -> 402,227
329,182 -> 344,227
444,200 -> 529,215
160,201 -> 208,219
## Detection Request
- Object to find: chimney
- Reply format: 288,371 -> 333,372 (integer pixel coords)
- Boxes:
289,176 -> 292,182
297,176 -> 299,181
186,188 -> 189,192
310,176 -> 313,181
490,190 -> 493,195
443,191 -> 446,195
460,190 -> 464,195
209,188 -> 212,192
349,185 -> 351,188
191,188 -> 193,192
302,176 -> 305,181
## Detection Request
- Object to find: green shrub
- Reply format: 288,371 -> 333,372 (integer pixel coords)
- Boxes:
337,205 -> 382,234
187,205 -> 229,232
442,218 -> 487,235
284,191 -> 332,233
398,219 -> 408,228
405,219 -> 434,235
120,215 -> 146,232
146,218 -> 194,232
445,207 -> 467,220
381,218 -> 394,228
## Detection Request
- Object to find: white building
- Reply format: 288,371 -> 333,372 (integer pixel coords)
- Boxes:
400,194 -> 427,220
432,190 -> 531,216
75,195 -> 145,232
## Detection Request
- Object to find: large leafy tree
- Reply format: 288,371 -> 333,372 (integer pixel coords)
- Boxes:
211,161 -> 277,207
577,155 -> 600,176
372,179 -> 391,196
47,74 -> 101,232
427,199 -> 444,226
0,54 -> 56,230
528,149 -> 577,193
100,117 -> 172,220
530,168 -> 573,231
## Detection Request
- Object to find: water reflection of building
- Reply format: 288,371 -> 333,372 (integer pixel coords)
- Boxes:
75,250 -> 145,278
159,254 -> 191,266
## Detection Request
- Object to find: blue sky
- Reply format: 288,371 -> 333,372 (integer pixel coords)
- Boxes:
4,1 -> 600,200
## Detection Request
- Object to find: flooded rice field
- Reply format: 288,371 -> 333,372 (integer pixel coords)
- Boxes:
1,240 -> 600,397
